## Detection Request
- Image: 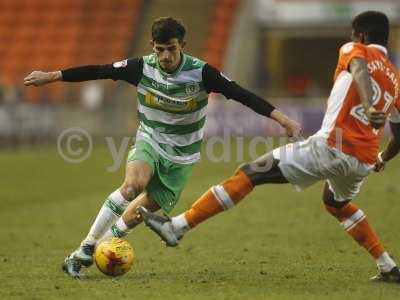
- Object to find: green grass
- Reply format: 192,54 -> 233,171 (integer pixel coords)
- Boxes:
1,141 -> 400,299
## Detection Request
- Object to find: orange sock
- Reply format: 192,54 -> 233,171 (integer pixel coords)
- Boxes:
325,203 -> 385,259
184,168 -> 254,227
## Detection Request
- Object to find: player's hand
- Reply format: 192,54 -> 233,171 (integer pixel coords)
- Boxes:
374,152 -> 386,172
366,107 -> 386,129
270,109 -> 302,138
24,71 -> 61,87
282,118 -> 302,138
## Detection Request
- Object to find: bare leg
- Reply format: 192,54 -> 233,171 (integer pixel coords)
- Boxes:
81,160 -> 153,245
98,160 -> 157,239
63,160 -> 154,277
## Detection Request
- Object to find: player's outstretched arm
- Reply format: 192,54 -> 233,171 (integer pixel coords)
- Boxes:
24,71 -> 62,87
349,57 -> 386,129
202,64 -> 302,137
24,58 -> 143,88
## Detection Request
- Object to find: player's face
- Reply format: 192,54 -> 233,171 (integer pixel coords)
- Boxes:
152,38 -> 185,72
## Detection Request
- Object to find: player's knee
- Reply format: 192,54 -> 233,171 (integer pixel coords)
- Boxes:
120,184 -> 137,200
242,154 -> 276,175
237,162 -> 260,187
238,155 -> 278,186
322,190 -> 348,209
121,177 -> 149,200
238,161 -> 269,174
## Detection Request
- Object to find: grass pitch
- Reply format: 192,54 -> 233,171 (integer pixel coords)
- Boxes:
1,141 -> 400,299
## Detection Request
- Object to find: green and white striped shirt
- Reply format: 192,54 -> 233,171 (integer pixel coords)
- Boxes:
136,53 -> 208,164
61,53 -> 276,165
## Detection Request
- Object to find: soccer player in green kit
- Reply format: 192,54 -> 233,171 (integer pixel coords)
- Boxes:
24,17 -> 301,278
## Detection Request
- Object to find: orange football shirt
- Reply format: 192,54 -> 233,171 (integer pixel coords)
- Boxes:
317,42 -> 400,164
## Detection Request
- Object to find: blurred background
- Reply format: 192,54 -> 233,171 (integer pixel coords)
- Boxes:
0,0 -> 399,147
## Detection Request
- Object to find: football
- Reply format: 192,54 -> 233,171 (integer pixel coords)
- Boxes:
95,238 -> 135,277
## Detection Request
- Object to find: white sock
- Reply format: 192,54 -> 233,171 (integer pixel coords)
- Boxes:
101,217 -> 130,240
171,213 -> 191,234
81,189 -> 129,246
376,252 -> 396,273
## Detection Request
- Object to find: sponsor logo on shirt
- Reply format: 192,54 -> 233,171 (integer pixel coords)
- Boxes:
145,92 -> 198,112
185,82 -> 200,95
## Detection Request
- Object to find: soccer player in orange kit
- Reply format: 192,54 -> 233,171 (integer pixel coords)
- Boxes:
140,11 -> 400,282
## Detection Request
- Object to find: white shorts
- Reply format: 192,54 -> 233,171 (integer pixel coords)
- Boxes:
272,136 -> 373,201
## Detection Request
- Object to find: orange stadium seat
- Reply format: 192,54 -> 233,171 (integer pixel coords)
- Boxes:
202,0 -> 239,70
0,0 -> 142,103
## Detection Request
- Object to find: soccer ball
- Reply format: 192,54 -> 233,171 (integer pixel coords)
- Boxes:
95,238 -> 135,276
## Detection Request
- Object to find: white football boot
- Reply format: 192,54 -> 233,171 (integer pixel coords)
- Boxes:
138,206 -> 183,247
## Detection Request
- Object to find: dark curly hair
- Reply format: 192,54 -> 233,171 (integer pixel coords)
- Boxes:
151,17 -> 186,43
352,11 -> 389,46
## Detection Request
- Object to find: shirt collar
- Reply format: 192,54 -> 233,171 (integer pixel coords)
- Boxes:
367,44 -> 388,55
156,52 -> 186,78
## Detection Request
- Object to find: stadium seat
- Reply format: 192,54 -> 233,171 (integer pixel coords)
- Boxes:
0,0 -> 142,104
202,0 -> 239,69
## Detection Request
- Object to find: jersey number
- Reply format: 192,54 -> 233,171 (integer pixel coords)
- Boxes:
350,77 -> 394,130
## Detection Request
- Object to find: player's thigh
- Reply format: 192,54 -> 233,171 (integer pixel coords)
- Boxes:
325,175 -> 365,203
265,138 -> 322,189
323,154 -> 371,203
124,160 -> 153,185
146,160 -> 194,213
120,160 -> 154,199
240,151 -> 288,185
123,140 -> 157,192
322,182 -> 349,208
